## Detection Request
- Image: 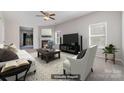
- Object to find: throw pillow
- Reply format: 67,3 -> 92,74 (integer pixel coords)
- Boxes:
76,49 -> 87,59
0,44 -> 4,48
4,43 -> 18,53
8,44 -> 18,53
0,49 -> 19,62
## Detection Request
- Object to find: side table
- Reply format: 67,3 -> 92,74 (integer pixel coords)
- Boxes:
105,53 -> 115,64
0,60 -> 32,81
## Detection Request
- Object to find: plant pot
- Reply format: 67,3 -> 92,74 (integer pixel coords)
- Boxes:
107,54 -> 113,59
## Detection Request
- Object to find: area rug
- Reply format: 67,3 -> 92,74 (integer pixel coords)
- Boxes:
26,52 -> 75,81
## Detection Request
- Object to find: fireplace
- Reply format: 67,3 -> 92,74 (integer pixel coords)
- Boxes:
41,40 -> 54,49
42,40 -> 48,48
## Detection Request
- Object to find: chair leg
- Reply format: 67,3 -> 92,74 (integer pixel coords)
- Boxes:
23,69 -> 29,81
0,76 -> 7,81
16,74 -> 18,81
91,68 -> 93,72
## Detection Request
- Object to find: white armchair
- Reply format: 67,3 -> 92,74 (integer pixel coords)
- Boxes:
63,45 -> 97,80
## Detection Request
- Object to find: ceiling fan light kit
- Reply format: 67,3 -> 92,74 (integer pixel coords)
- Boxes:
43,16 -> 50,21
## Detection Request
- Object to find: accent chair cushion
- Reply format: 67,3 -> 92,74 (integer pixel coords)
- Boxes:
76,49 -> 87,59
0,49 -> 19,62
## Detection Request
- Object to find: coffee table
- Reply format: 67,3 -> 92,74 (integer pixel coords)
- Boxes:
37,49 -> 60,63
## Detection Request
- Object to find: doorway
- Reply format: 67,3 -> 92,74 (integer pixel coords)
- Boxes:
20,26 -> 33,49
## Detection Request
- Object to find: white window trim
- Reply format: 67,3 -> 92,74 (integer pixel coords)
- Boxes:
89,22 -> 107,49
55,31 -> 61,44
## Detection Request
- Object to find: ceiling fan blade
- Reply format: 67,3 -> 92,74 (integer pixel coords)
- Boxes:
50,13 -> 55,16
40,11 -> 46,15
49,17 -> 55,20
40,11 -> 48,16
36,15 -> 44,17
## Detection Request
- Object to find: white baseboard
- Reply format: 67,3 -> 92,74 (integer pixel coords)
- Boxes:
121,58 -> 124,65
96,55 -> 122,62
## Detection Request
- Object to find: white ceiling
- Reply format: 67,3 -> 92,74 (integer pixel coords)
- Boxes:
3,11 -> 93,26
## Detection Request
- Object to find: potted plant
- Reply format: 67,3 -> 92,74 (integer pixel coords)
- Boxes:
103,44 -> 117,54
103,44 -> 118,60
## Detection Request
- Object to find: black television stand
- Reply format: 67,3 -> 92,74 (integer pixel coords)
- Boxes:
59,44 -> 80,55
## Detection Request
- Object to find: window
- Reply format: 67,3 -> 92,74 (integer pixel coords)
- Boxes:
89,22 -> 107,48
55,31 -> 61,44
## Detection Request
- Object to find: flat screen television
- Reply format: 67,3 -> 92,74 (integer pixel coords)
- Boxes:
63,33 -> 79,45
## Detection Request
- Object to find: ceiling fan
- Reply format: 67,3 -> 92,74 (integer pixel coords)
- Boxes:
36,11 -> 55,21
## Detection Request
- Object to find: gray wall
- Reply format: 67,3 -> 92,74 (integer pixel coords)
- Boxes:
0,12 -> 4,44
55,11 -> 122,60
122,12 -> 124,64
4,21 -> 39,49
4,11 -> 39,49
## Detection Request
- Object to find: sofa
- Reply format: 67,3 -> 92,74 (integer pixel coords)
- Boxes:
63,45 -> 97,80
0,44 -> 36,80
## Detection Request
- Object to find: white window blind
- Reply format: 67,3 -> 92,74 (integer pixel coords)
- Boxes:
89,22 -> 107,48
